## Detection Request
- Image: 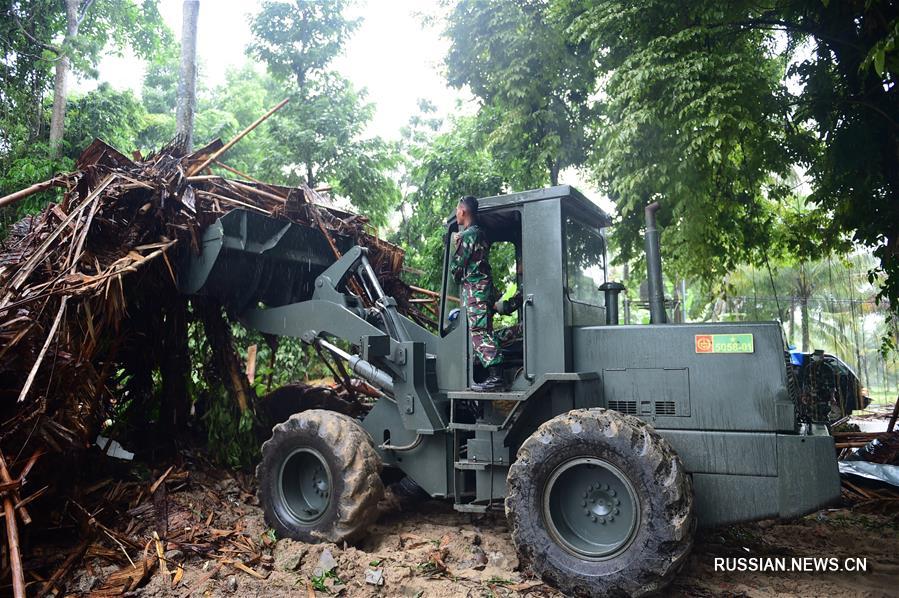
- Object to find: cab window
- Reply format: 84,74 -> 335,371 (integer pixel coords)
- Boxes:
565,216 -> 605,305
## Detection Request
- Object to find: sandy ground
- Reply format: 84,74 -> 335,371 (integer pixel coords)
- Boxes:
65,473 -> 899,598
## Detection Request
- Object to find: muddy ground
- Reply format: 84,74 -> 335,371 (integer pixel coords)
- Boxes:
59,464 -> 899,598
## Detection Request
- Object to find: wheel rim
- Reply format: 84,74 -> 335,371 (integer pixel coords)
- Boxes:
543,457 -> 640,560
278,448 -> 331,525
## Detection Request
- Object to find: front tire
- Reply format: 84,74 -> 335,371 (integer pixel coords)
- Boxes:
506,408 -> 694,597
257,409 -> 383,543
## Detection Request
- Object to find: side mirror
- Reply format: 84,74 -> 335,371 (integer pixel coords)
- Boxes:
446,307 -> 461,333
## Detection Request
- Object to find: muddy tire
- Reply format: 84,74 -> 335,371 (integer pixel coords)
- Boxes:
506,408 -> 694,597
257,409 -> 383,543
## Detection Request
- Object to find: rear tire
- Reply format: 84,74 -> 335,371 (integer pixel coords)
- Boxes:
506,408 -> 694,597
257,409 -> 383,543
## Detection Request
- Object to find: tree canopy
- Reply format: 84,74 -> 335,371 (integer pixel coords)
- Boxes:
248,0 -> 399,224
0,0 -> 895,349
444,0 -> 597,187
556,0 -> 898,321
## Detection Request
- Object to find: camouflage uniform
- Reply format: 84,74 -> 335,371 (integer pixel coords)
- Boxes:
495,322 -> 523,349
450,224 -> 502,368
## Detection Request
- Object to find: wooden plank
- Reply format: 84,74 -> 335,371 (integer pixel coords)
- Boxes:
0,454 -> 25,598
0,178 -> 64,209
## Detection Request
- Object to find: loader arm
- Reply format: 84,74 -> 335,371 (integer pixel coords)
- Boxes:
180,209 -> 446,434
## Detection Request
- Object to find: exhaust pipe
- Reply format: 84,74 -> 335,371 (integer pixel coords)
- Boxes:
644,202 -> 667,324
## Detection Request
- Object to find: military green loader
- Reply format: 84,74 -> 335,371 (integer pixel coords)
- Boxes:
180,186 -> 845,597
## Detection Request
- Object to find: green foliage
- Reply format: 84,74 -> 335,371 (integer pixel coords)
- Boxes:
64,83 -> 147,158
1,0 -> 171,230
72,0 -> 171,68
707,251 -> 896,392
248,0 -> 360,86
262,74 -> 401,223
184,317 -> 259,468
0,1 -> 59,149
231,326 -> 331,395
555,0 -> 899,324
558,0 -> 806,287
393,112 -> 506,290
198,65 -> 279,174
248,1 -> 400,225
0,145 -> 72,233
203,389 -> 259,469
310,568 -> 343,592
444,0 -> 597,186
141,44 -> 181,114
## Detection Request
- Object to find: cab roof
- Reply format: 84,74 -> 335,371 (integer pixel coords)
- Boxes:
446,185 -> 612,229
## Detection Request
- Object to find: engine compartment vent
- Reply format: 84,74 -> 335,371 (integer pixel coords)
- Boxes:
655,401 -> 676,416
603,368 -> 691,417
608,400 -> 637,415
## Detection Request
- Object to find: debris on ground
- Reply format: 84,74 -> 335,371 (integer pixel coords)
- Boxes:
49,455 -> 899,597
0,127 -> 437,595
836,398 -> 899,506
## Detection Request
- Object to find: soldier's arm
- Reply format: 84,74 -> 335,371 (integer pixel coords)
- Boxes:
450,231 -> 470,283
495,290 -> 523,315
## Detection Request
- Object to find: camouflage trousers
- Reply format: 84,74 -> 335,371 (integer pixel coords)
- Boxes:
465,291 -> 503,368
495,322 -> 522,349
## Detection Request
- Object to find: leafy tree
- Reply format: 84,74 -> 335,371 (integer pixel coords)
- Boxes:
557,0 -> 807,288
444,0 -> 596,187
6,0 -> 169,154
713,253 -> 884,388
557,0 -> 899,327
248,0 -> 399,224
394,112 -> 506,290
64,83 -> 147,159
142,44 -> 181,114
0,146 -> 72,233
0,1 -> 59,149
2,0 -> 170,232
1,2 -> 67,227
248,0 -> 360,86
198,65 -> 279,175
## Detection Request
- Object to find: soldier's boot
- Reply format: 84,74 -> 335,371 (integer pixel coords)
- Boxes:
471,366 -> 505,392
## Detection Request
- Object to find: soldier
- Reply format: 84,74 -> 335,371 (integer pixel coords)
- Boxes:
451,195 -> 504,392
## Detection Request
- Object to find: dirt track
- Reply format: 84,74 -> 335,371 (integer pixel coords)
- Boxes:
84,471 -> 899,598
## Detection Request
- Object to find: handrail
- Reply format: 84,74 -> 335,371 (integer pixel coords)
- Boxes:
523,294 -> 535,381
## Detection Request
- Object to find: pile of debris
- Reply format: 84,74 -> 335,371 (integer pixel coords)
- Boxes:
836,401 -> 899,508
0,135 -> 415,445
0,110 -> 430,594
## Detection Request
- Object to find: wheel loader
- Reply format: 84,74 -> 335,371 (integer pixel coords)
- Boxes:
179,185 -> 845,597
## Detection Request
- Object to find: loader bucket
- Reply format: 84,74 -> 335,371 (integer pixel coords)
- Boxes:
179,209 -> 353,313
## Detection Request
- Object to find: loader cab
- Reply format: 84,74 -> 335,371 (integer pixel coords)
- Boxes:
439,186 -> 611,390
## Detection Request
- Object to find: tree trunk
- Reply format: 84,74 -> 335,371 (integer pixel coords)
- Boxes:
48,0 -> 80,156
800,297 -> 810,352
175,0 -> 200,152
160,296 -> 190,434
196,298 -> 254,413
547,157 -> 559,186
787,299 -> 796,346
